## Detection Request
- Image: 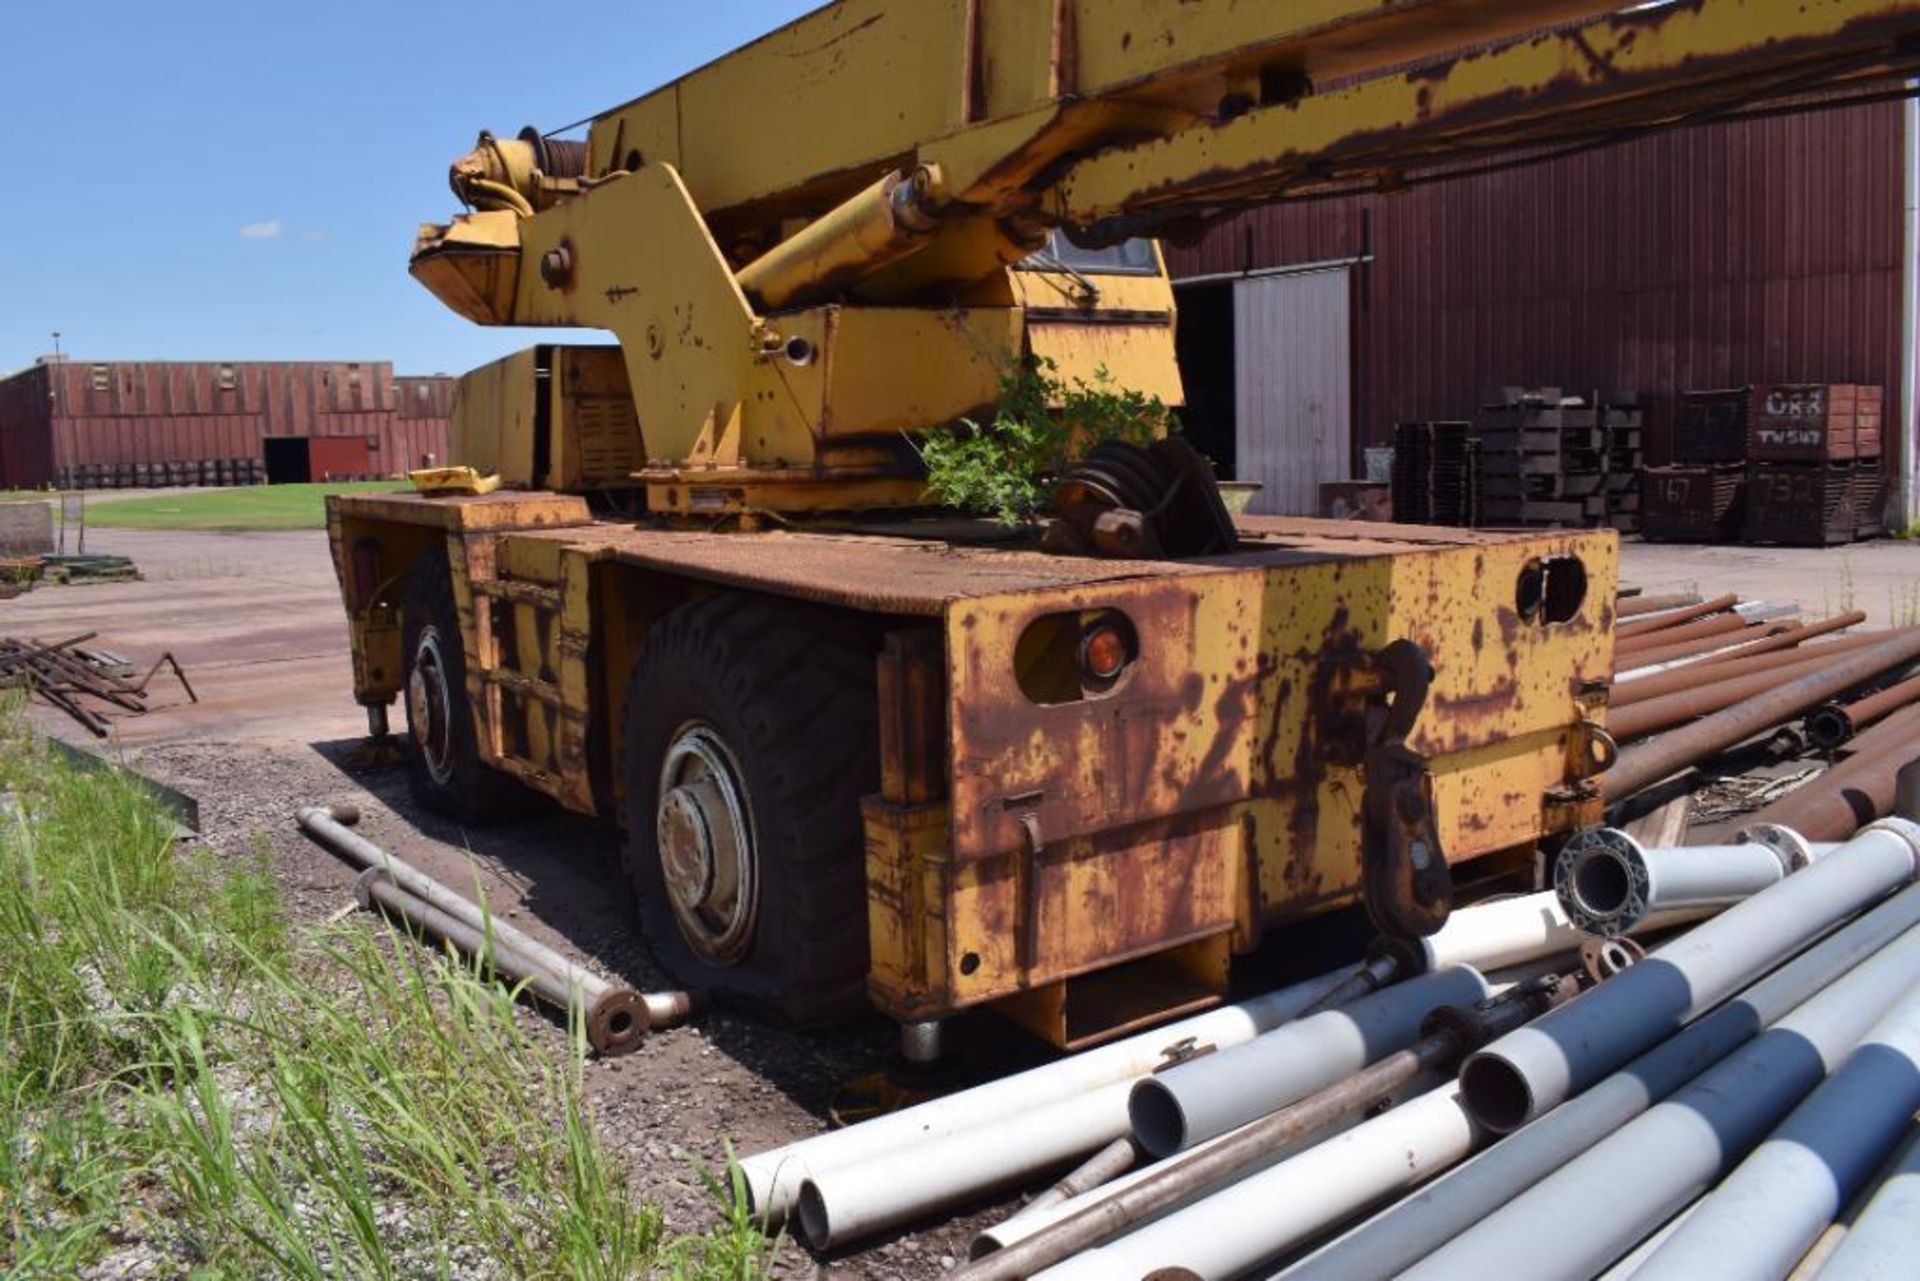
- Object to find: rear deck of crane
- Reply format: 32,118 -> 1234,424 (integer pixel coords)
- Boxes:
326,0 -> 1920,1047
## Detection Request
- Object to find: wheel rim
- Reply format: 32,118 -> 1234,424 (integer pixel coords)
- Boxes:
408,625 -> 455,786
656,722 -> 758,965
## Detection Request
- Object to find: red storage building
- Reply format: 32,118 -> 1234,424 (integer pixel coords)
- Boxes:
0,359 -> 453,489
1164,98 -> 1916,525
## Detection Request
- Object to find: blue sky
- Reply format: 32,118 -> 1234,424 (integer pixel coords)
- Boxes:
0,1 -> 819,377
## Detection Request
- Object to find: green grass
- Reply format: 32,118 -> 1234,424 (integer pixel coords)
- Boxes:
0,705 -> 774,1278
82,482 -> 401,532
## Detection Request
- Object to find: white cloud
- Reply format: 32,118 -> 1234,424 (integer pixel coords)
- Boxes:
239,219 -> 283,240
299,229 -> 328,242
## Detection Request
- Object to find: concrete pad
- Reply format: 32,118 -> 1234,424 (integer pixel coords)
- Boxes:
4,528 -> 366,746
1621,539 -> 1920,627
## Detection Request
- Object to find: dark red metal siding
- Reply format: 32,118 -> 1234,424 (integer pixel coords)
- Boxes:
1166,101 -> 1906,465
0,365 -> 54,488
2,361 -> 455,480
307,435 -> 374,479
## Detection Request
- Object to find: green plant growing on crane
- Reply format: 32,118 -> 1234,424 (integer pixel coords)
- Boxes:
917,356 -> 1171,526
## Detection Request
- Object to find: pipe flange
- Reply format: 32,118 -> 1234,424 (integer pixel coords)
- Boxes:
1554,828 -> 1650,936
1580,935 -> 1645,984
1738,822 -> 1817,873
586,989 -> 649,1057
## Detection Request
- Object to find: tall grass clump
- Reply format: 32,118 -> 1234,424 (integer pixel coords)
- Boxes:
0,707 -> 772,1278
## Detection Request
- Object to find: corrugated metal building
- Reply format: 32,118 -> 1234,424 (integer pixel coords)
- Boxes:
0,359 -> 453,489
1165,99 -> 1914,521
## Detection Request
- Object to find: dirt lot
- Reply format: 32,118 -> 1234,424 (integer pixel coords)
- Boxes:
8,525 -> 1915,1275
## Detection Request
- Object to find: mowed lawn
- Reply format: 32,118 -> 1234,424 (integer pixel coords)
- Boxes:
84,481 -> 402,531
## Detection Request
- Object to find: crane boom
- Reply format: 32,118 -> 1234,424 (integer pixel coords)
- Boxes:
412,0 -> 1920,514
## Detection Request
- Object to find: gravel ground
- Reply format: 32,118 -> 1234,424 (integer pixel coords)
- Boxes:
121,731 -> 1017,1278
19,527 -> 1047,1276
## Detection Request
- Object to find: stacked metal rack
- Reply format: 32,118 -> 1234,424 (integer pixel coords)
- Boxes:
1474,388 -> 1642,530
1643,384 -> 1886,545
1745,384 -> 1886,546
1389,421 -> 1479,526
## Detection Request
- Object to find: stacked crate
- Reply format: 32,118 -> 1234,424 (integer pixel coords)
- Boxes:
1641,387 -> 1749,542
1600,396 -> 1645,532
1474,389 -> 1641,530
1389,421 -> 1479,526
1744,384 -> 1885,545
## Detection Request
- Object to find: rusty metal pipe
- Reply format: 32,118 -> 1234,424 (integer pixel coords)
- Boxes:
1006,1138 -> 1140,1224
1616,610 -> 1751,656
1607,643 -> 1897,742
963,983 -> 1573,1281
356,869 -> 648,1055
1297,951 -> 1401,1015
297,804 -> 692,1050
1628,614 -> 1866,676
1617,621 -> 1801,673
1614,634 -> 1889,709
1616,592 -> 1704,620
1605,632 -> 1920,801
1618,610 -> 1869,680
1617,594 -> 1740,640
1744,706 -> 1920,842
1807,670 -> 1920,750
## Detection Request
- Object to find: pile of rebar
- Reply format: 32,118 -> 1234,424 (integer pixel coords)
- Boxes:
745,816 -> 1920,1279
0,633 -> 195,737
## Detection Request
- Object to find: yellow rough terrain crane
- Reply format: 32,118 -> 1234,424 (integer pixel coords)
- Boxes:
328,0 -> 1920,1049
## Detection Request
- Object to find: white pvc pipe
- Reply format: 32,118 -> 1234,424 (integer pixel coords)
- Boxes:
1405,921 -> 1920,1281
1418,886 -> 1709,976
797,1078 -> 1134,1250
1633,985 -> 1920,1280
1035,1084 -> 1475,1281
1461,820 -> 1920,1134
1595,1199 -> 1703,1281
1553,828 -> 1830,936
1418,892 -> 1585,972
1278,881 -> 1920,1281
975,1070 -> 1443,1261
1129,966 -> 1487,1156
738,963 -> 1358,1224
1813,1127 -> 1920,1279
974,1128 -> 1244,1259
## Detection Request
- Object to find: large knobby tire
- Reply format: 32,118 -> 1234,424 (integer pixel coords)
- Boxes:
400,547 -> 543,824
618,593 -> 880,1028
